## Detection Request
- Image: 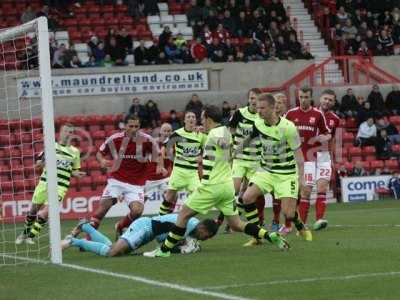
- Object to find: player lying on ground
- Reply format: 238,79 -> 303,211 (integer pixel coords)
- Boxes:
16,124 -> 86,245
62,214 -> 218,256
143,105 -> 289,258
238,93 -> 312,242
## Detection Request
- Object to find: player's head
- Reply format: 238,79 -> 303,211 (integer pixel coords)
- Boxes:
202,105 -> 222,132
298,86 -> 313,110
247,88 -> 262,113
274,93 -> 287,116
124,114 -> 141,136
59,123 -> 75,144
256,93 -> 277,120
320,89 -> 336,112
160,123 -> 172,140
192,219 -> 219,241
184,110 -> 197,131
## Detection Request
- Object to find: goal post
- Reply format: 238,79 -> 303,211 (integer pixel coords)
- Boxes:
0,17 -> 61,264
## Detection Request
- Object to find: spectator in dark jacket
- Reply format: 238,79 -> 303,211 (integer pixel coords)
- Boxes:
143,0 -> 159,16
147,39 -> 161,64
159,26 -> 172,50
367,84 -> 385,113
356,101 -> 374,125
144,100 -> 161,128
129,98 -> 148,121
287,33 -> 302,58
385,85 -> 400,114
134,40 -> 149,65
165,37 -> 182,64
244,39 -> 263,61
168,110 -> 182,131
340,88 -> 360,117
117,28 -> 133,54
93,42 -> 106,63
208,38 -> 226,62
375,129 -> 397,160
185,94 -> 203,123
187,0 -> 204,24
105,37 -> 126,65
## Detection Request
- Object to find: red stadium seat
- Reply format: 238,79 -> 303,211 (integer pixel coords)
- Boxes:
343,161 -> 353,172
343,132 -> 354,144
104,124 -> 116,131
24,178 -> 36,191
361,161 -> 371,172
345,118 -> 357,131
363,146 -> 375,155
115,4 -> 128,14
89,125 -> 102,133
389,116 -> 400,125
92,175 -> 107,187
91,17 -> 105,27
101,5 -> 114,14
384,159 -> 398,171
87,160 -> 101,172
0,181 -> 13,192
78,176 -> 92,188
70,115 -> 86,127
92,130 -> 106,140
370,160 -> 384,169
105,129 -> 119,137
10,147 -> 21,158
70,177 -> 79,189
348,146 -> 362,161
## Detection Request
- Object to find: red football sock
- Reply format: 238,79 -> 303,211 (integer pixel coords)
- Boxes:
256,195 -> 265,225
284,217 -> 292,228
117,213 -> 139,231
315,192 -> 327,220
299,198 -> 310,224
272,196 -> 281,223
89,216 -> 101,229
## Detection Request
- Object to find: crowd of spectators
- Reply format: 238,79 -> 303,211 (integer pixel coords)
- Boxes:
18,0 -> 316,68
318,0 -> 400,56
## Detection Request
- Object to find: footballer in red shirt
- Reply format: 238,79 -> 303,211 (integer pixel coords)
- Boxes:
284,86 -> 332,230
89,114 -> 162,235
144,123 -> 173,202
313,89 -> 340,230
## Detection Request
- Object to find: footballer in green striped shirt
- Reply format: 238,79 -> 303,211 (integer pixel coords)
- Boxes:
16,123 -> 86,245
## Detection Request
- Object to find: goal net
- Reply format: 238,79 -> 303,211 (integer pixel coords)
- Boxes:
0,17 -> 61,266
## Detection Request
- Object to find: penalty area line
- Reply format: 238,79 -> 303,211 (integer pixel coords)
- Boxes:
205,271 -> 400,290
2,254 -> 251,300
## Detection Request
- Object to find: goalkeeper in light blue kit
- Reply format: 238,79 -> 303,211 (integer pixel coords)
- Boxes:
62,214 -> 218,256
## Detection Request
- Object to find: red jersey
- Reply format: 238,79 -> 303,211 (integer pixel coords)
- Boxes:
321,109 -> 341,154
99,131 -> 159,186
285,106 -> 330,161
146,139 -> 173,181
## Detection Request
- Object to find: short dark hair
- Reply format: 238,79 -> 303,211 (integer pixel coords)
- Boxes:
300,85 -> 313,96
184,110 -> 197,117
321,89 -> 336,97
203,105 -> 223,123
124,114 -> 140,124
200,219 -> 219,238
258,93 -> 276,105
247,88 -> 262,98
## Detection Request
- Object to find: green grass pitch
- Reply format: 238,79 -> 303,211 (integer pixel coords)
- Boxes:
1,199 -> 400,300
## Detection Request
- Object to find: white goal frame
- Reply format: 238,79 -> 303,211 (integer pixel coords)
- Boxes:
0,17 -> 62,264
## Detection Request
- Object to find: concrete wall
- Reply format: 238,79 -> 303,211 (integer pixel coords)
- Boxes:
50,60 -> 312,115
2,56 -> 400,118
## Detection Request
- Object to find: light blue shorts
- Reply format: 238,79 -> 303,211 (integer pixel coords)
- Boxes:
120,217 -> 154,250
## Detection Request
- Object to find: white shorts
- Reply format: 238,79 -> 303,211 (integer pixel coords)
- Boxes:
304,152 -> 332,186
102,178 -> 145,205
144,177 -> 169,199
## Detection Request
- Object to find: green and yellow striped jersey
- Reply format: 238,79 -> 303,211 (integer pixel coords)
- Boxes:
201,126 -> 232,185
251,117 -> 301,175
230,106 -> 261,163
39,143 -> 81,190
167,127 -> 206,170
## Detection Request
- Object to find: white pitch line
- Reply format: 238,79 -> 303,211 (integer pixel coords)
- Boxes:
2,255 -> 251,300
330,224 -> 400,228
205,271 -> 400,290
